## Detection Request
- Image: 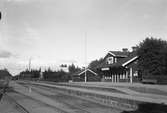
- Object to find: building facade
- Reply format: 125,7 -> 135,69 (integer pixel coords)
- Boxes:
98,49 -> 140,83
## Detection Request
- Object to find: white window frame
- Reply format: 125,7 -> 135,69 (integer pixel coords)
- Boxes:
107,57 -> 114,64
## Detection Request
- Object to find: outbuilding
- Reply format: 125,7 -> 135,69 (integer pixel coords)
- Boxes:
72,68 -> 100,82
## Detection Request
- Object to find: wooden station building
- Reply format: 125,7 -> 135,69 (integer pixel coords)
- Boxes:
98,48 -> 140,83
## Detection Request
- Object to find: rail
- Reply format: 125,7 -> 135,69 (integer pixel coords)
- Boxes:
5,94 -> 30,113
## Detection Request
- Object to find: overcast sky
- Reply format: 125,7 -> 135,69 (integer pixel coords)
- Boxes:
0,0 -> 167,75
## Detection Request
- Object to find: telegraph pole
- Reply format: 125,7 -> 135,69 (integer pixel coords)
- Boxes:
84,32 -> 87,83
28,58 -> 31,71
28,58 -> 32,93
0,11 -> 1,20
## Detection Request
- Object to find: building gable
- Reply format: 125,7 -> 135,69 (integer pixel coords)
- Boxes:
103,51 -> 129,65
103,53 -> 115,65
109,51 -> 129,57
78,69 -> 98,76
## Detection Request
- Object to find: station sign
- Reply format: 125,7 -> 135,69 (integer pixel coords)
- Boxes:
101,67 -> 109,71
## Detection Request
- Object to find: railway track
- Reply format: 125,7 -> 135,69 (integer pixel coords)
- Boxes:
30,86 -> 93,113
17,82 -> 121,113
2,86 -> 83,113
6,91 -> 91,113
19,84 -> 97,113
0,85 -> 29,113
5,94 -> 30,113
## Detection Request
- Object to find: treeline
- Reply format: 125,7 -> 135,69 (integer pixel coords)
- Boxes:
18,69 -> 41,79
42,68 -> 69,82
14,64 -> 82,82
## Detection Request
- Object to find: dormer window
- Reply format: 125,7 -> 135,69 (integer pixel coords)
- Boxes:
107,57 -> 114,64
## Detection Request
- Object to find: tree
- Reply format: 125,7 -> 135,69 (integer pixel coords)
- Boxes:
42,67 -> 70,82
68,64 -> 81,74
88,58 -> 103,71
137,37 -> 167,76
19,68 -> 41,79
60,64 -> 67,67
0,69 -> 12,79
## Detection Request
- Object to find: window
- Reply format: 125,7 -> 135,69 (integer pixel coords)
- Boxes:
107,57 -> 114,64
115,58 -> 117,63
134,71 -> 138,76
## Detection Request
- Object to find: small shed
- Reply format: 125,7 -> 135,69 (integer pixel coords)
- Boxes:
72,69 -> 100,82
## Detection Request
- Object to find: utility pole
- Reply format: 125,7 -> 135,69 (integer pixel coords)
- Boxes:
29,58 -> 31,71
28,58 -> 32,93
84,32 -> 87,83
0,11 -> 1,20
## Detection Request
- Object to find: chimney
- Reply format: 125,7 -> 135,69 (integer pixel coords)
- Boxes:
132,46 -> 138,52
122,48 -> 128,52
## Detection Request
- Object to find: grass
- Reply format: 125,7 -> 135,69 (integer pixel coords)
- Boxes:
128,87 -> 167,96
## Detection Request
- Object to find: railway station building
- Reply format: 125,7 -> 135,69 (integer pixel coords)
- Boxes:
98,48 -> 140,83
